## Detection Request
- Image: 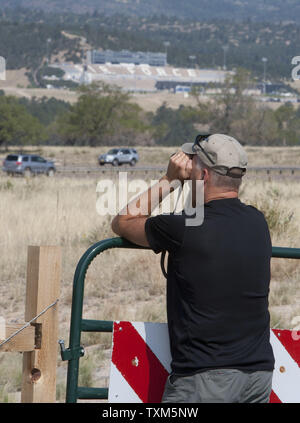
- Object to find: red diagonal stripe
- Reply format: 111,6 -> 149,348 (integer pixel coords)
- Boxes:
269,390 -> 281,403
272,329 -> 300,366
112,321 -> 169,403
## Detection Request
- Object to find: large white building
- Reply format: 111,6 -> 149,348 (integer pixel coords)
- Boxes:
87,49 -> 167,67
51,62 -> 229,92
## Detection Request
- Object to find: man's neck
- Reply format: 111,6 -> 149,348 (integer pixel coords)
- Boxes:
204,190 -> 238,204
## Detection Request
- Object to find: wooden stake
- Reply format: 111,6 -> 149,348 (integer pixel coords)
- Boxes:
0,324 -> 35,352
21,246 -> 61,403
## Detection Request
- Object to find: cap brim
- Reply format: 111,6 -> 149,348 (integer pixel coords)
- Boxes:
181,142 -> 196,155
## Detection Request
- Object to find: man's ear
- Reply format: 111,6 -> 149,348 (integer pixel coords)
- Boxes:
202,168 -> 210,183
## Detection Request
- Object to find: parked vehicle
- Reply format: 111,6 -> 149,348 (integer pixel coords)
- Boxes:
98,148 -> 139,167
2,154 -> 56,177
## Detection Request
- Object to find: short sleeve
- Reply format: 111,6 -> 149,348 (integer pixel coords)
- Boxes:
145,213 -> 185,254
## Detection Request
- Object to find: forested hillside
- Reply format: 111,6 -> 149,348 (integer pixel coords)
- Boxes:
1,0 -> 300,22
0,9 -> 299,79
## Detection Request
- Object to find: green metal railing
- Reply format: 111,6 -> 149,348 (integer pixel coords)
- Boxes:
60,237 -> 300,403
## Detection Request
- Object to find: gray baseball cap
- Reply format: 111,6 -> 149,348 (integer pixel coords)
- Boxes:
181,133 -> 248,178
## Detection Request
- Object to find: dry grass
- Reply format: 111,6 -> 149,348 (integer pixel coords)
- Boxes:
0,68 -> 30,89
0,147 -> 299,402
239,179 -> 300,329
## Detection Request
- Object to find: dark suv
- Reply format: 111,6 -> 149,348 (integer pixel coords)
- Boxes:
98,148 -> 139,166
2,154 -> 56,177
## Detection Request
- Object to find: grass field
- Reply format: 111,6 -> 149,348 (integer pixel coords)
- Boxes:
0,146 -> 299,402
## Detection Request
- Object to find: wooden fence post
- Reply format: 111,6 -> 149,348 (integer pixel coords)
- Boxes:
21,246 -> 61,403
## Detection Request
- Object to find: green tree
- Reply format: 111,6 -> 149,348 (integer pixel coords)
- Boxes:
151,103 -> 199,146
273,103 -> 300,146
56,82 -> 149,145
192,68 -> 279,145
0,96 -> 45,148
18,96 -> 70,126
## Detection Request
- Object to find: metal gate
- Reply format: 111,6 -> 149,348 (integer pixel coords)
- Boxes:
60,237 -> 300,403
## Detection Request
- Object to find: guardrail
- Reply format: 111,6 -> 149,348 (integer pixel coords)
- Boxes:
54,165 -> 300,176
1,165 -> 299,177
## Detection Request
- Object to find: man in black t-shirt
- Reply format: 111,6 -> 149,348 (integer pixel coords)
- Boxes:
111,133 -> 274,403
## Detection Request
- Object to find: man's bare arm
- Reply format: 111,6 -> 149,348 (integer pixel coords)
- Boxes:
111,152 -> 192,246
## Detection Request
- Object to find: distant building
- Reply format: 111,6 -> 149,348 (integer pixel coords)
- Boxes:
175,85 -> 191,94
257,83 -> 292,95
50,62 -> 228,92
156,81 -> 206,91
87,49 -> 167,66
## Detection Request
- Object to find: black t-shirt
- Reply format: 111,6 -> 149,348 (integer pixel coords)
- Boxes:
145,198 -> 275,375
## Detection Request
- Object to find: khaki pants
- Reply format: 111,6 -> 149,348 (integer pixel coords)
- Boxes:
162,369 -> 273,403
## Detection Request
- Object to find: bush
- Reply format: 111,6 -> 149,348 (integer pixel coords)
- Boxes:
248,186 -> 294,237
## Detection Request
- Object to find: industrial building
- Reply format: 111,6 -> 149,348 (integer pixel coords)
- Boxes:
50,62 -> 228,92
87,49 -> 167,67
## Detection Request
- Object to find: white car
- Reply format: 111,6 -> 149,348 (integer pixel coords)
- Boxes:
98,148 -> 139,166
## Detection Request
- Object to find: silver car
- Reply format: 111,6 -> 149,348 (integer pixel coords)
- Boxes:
2,154 -> 56,177
98,148 -> 139,167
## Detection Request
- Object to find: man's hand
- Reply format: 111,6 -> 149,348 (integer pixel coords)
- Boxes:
111,151 -> 193,246
166,151 -> 193,183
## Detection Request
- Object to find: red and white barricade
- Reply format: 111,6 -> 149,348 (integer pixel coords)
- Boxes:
109,321 -> 300,403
